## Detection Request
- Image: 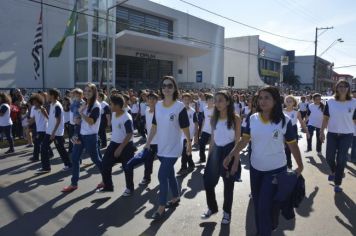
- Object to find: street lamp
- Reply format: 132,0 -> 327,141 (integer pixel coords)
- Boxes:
106,0 -> 130,93
319,38 -> 344,57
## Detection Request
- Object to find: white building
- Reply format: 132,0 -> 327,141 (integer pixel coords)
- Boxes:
224,35 -> 295,89
0,0 -> 224,90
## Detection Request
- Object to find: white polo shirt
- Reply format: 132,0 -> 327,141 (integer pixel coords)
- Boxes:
0,103 -> 12,126
139,102 -> 147,116
30,107 -> 48,132
324,98 -> 356,134
153,101 -> 189,158
241,106 -> 251,128
284,110 -> 298,126
145,108 -> 157,145
306,103 -> 323,128
298,102 -> 308,112
202,106 -> 214,134
131,103 -> 139,114
234,102 -> 242,115
111,111 -> 133,143
184,106 -> 198,140
244,113 -> 296,171
80,101 -> 101,135
46,101 -> 64,136
213,119 -> 235,146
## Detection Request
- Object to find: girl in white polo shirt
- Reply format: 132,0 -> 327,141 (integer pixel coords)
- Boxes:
320,80 -> 356,193
28,94 -> 48,162
283,95 -> 309,169
198,93 -> 214,163
37,89 -> 72,174
62,83 -> 103,192
177,93 -> 198,176
305,93 -> 324,154
99,94 -> 135,195
144,76 -> 191,219
201,90 -> 241,225
224,86 -> 303,236
0,93 -> 14,154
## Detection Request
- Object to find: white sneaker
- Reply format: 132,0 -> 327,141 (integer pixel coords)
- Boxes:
139,179 -> 150,186
62,166 -> 70,171
201,209 -> 217,219
122,188 -> 132,197
221,211 -> 231,225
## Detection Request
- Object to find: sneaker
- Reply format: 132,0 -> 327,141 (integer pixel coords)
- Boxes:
201,209 -> 218,219
221,211 -> 231,225
122,188 -> 132,197
28,157 -> 39,162
328,175 -> 335,181
96,182 -> 105,189
177,168 -> 189,176
152,210 -> 165,220
196,160 -> 206,164
317,152 -> 322,156
26,144 -> 34,148
139,179 -> 151,186
334,186 -> 343,193
187,165 -> 195,172
35,168 -> 51,174
62,185 -> 78,193
304,149 -> 311,153
5,149 -> 14,154
96,187 -> 113,193
62,166 -> 71,171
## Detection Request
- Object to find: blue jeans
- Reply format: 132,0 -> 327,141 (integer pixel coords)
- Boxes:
326,132 -> 353,186
71,134 -> 102,186
250,165 -> 287,236
351,136 -> 356,163
125,144 -> 157,181
158,156 -> 179,206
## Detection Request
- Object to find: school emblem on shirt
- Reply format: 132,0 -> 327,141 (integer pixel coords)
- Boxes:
291,114 -> 294,119
118,123 -> 122,129
348,108 -> 352,113
272,129 -> 279,139
169,113 -> 176,121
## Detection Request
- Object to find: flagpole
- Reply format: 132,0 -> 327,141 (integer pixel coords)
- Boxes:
40,0 -> 45,90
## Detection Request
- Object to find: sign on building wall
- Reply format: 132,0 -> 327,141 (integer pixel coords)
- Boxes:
196,71 -> 203,83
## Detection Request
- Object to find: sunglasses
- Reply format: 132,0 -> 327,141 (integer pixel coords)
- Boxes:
162,83 -> 174,89
337,84 -> 349,88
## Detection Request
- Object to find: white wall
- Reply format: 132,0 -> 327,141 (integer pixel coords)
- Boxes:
0,0 -> 75,89
124,0 -> 224,87
224,36 -> 265,89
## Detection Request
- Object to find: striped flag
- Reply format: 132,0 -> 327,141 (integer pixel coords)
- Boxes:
32,10 -> 43,80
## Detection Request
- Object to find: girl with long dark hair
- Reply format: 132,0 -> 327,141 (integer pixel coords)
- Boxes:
62,83 -> 103,192
201,90 -> 241,224
224,86 -> 303,235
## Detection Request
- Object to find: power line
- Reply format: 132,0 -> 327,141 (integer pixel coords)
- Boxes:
177,0 -> 313,43
25,0 -> 314,66
333,64 -> 356,69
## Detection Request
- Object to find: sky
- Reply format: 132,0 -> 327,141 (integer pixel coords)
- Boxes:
150,0 -> 356,76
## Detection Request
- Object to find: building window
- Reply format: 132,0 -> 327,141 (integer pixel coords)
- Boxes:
116,6 -> 173,39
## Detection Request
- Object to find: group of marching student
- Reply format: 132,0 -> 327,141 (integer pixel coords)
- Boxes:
1,77 -> 356,235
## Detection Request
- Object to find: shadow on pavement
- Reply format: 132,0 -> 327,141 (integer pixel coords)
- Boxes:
334,192 -> 356,235
54,185 -> 159,236
304,155 -> 330,175
0,190 -> 94,235
296,186 -> 319,217
200,222 -> 217,236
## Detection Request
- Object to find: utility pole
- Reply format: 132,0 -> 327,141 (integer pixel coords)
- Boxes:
313,26 -> 333,91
